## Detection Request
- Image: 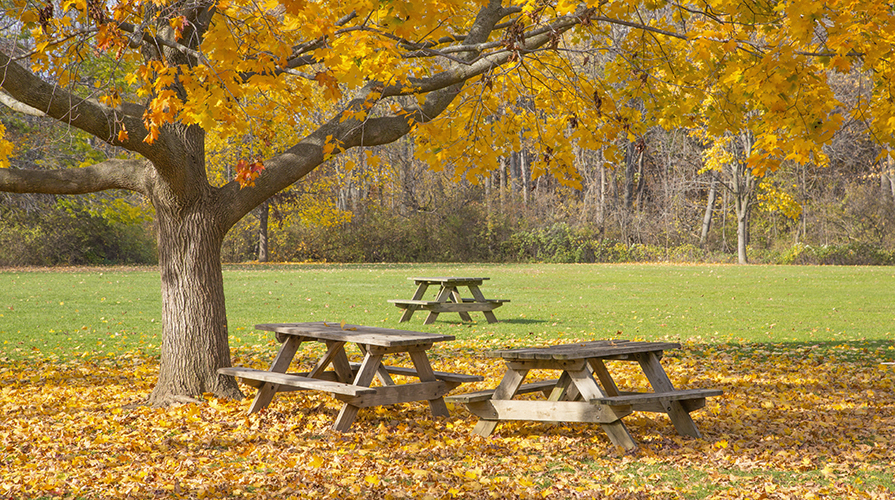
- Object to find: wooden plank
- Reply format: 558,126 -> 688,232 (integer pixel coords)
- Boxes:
466,284 -> 498,323
464,400 -> 632,424
446,379 -> 559,404
409,350 -> 451,417
488,341 -> 679,361
246,335 -> 302,413
448,286 -> 474,322
308,341 -> 347,378
419,302 -> 504,313
507,359 -> 588,371
410,277 -> 488,286
596,388 -> 723,405
348,362 -> 483,384
472,367 -> 529,436
635,351 -> 702,438
255,322 -> 455,347
547,371 -> 575,402
389,299 -> 442,306
423,286 -> 454,325
398,282 -> 429,322
218,367 -> 376,396
336,381 -> 456,408
332,350 -> 385,432
589,358 -> 621,397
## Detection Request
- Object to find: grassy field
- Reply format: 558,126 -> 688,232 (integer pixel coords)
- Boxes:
1,264 -> 893,499
1,263 -> 893,360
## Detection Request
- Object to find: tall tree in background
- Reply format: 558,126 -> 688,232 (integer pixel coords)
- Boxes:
3,0 -> 895,403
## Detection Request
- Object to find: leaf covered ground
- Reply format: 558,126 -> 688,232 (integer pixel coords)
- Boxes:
1,340 -> 893,499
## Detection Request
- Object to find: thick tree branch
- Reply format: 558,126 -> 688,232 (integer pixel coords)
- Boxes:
218,0 -> 528,224
0,159 -> 153,195
0,50 -> 153,158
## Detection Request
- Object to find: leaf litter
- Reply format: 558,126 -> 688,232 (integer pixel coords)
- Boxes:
1,340 -> 893,499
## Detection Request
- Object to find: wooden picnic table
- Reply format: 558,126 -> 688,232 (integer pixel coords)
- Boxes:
446,340 -> 722,450
388,277 -> 509,324
218,321 -> 482,432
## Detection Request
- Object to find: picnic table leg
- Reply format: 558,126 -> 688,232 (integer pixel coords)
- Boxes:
635,352 -> 702,439
399,282 -> 430,322
588,359 -> 621,397
448,287 -> 473,322
249,336 -> 302,413
547,371 -> 576,401
467,284 -> 499,323
332,350 -> 384,432
408,349 -> 450,417
472,367 -> 529,437
566,367 -> 637,451
359,344 -> 396,386
423,286 -> 453,325
307,341 -> 354,382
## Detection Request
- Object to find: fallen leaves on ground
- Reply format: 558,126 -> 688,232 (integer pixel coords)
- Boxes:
1,340 -> 893,499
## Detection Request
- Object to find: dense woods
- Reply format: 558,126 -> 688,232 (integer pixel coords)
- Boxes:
4,115 -> 894,266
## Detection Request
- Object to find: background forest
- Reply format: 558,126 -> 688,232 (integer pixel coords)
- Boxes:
3,86 -> 895,267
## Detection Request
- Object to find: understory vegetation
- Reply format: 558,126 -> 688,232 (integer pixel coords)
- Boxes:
3,115 -> 894,267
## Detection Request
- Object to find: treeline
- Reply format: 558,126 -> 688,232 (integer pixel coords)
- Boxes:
3,115 -> 895,267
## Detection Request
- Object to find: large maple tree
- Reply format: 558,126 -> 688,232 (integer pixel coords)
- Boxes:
1,0 -> 893,404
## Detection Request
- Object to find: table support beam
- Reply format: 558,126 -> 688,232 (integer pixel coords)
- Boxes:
249,336 -> 302,413
636,352 -> 702,438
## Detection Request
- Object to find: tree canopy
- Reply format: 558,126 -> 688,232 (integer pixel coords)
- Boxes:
2,0 -> 895,403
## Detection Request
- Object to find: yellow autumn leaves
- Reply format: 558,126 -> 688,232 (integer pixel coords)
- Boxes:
1,339 -> 893,498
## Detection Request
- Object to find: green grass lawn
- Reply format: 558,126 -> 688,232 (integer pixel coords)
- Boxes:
1,263 -> 893,361
2,263 -> 893,499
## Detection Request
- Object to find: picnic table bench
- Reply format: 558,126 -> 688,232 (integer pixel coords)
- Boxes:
218,321 -> 482,432
446,340 -> 722,451
388,277 -> 508,324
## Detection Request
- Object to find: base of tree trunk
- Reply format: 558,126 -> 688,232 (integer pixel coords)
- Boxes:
146,379 -> 244,407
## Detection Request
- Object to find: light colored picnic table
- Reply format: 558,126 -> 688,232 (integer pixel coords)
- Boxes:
447,340 -> 722,451
218,321 -> 482,431
388,277 -> 508,324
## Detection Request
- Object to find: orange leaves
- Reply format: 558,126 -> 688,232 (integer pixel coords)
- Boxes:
1,341 -> 894,498
314,71 -> 341,101
141,90 -> 182,144
234,160 -> 265,188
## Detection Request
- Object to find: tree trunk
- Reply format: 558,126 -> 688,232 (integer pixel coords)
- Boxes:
700,170 -> 718,246
258,200 -> 269,262
734,192 -> 750,264
148,203 -> 243,406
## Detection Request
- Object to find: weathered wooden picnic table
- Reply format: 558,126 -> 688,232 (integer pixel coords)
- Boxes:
388,277 -> 508,324
446,340 -> 722,450
218,321 -> 482,431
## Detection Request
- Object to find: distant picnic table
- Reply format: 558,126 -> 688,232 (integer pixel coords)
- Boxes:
447,340 -> 722,451
219,321 -> 481,432
388,277 -> 508,324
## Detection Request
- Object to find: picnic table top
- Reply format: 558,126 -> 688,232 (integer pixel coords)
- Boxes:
408,277 -> 490,283
255,321 -> 455,347
487,340 -> 682,360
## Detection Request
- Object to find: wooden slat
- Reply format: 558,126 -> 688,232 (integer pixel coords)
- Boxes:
348,362 -> 483,384
255,322 -> 455,347
488,340 -> 680,361
635,351 -> 702,438
336,381 -> 456,408
595,388 -> 723,405
446,379 -> 559,404
218,367 -> 375,396
410,277 -> 489,285
464,400 -> 632,424
422,302 -> 504,313
388,299 -> 442,306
